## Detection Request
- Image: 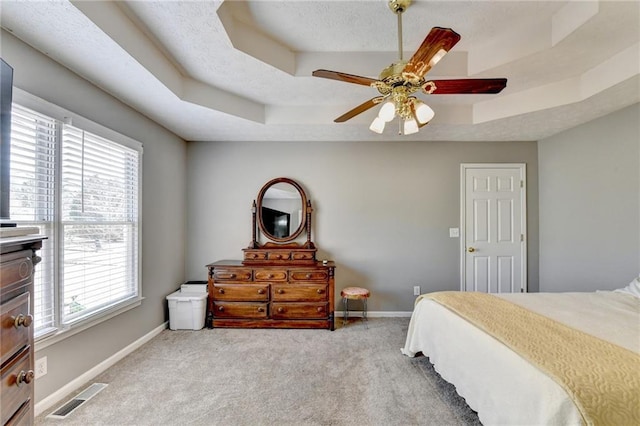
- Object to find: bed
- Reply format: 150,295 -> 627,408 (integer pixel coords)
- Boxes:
402,277 -> 640,426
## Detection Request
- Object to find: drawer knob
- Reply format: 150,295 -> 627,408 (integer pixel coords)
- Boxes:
277,289 -> 284,294
275,254 -> 282,259
16,370 -> 35,386
257,307 -> 265,312
305,274 -> 312,279
251,254 -> 257,258
316,289 -> 324,294
217,306 -> 224,312
317,307 -> 324,313
257,288 -> 265,294
229,274 -> 236,278
218,288 -> 225,294
13,314 -> 33,328
277,307 -> 284,313
267,274 -> 273,279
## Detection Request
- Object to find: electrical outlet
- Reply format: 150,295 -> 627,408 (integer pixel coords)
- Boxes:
35,356 -> 47,378
413,286 -> 421,296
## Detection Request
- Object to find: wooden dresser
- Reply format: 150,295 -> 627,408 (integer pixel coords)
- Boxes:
1,235 -> 44,426
207,260 -> 335,330
207,177 -> 335,330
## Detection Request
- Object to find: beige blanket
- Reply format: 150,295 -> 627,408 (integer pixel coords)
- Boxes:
423,291 -> 640,426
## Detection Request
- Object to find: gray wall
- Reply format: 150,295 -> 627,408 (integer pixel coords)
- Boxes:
186,140 -> 539,311
2,32 -> 187,402
538,103 -> 640,292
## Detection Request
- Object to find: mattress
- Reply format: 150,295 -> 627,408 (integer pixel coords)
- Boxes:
401,291 -> 640,425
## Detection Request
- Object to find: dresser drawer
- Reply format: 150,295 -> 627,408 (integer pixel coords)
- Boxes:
243,251 -> 267,262
212,268 -> 253,282
0,293 -> 31,367
291,251 -> 315,261
272,284 -> 327,302
5,397 -> 30,426
289,269 -> 329,282
271,302 -> 328,319
0,254 -> 33,298
1,347 -> 33,426
253,269 -> 287,282
213,284 -> 269,301
213,302 -> 268,319
266,252 -> 290,261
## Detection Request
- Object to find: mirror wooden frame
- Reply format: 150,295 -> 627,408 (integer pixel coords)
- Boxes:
256,177 -> 307,243
245,177 -> 316,264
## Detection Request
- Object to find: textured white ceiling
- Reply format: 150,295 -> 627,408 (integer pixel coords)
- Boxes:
1,0 -> 639,142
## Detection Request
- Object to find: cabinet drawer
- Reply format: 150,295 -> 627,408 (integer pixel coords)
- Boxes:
212,268 -> 253,282
266,251 -> 290,261
271,302 -> 328,319
213,284 -> 269,301
5,398 -> 30,426
289,269 -> 329,282
1,293 -> 31,367
272,284 -> 327,302
0,254 -> 32,295
291,252 -> 314,261
1,347 -> 33,426
213,302 -> 268,319
244,251 -> 267,262
253,269 -> 287,282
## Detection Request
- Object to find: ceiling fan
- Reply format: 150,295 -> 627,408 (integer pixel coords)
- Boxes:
312,0 -> 507,135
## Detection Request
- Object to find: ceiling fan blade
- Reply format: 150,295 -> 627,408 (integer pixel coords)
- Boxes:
428,78 -> 508,94
312,69 -> 379,87
403,27 -> 461,78
334,97 -> 384,123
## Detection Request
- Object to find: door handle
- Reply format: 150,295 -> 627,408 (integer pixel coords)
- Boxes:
467,247 -> 476,253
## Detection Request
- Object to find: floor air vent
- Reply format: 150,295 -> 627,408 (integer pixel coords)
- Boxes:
47,383 -> 108,419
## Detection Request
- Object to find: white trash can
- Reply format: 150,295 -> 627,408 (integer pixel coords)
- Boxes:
166,284 -> 208,330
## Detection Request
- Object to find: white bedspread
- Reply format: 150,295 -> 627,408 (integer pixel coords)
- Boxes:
401,291 -> 640,426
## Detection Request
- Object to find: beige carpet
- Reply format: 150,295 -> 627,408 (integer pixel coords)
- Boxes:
36,318 -> 480,425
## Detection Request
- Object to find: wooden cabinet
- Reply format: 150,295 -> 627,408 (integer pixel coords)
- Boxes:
1,235 -> 45,426
207,260 -> 335,330
209,177 -> 335,330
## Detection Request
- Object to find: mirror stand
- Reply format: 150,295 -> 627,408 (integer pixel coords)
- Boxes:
244,177 -> 317,265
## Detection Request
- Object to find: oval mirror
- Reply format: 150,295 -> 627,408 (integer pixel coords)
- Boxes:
257,178 -> 307,243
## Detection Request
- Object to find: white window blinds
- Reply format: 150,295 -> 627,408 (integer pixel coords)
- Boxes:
60,126 -> 140,324
9,104 -> 56,334
9,102 -> 142,337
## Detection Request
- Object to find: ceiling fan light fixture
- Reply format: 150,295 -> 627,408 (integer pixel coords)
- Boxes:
369,117 -> 386,134
379,101 -> 396,122
403,118 -> 419,135
428,48 -> 448,68
415,101 -> 435,124
311,1 -> 507,136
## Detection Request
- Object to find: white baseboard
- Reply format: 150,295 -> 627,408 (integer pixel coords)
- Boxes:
334,311 -> 413,318
35,322 -> 168,417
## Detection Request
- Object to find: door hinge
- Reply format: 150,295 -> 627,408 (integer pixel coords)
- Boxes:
520,234 -> 524,242
520,180 -> 524,188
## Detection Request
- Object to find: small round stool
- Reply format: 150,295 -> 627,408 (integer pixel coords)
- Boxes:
341,287 -> 370,328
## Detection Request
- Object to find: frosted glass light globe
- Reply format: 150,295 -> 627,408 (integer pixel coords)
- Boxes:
403,118 -> 419,135
369,117 -> 385,134
378,101 -> 396,122
415,102 -> 435,124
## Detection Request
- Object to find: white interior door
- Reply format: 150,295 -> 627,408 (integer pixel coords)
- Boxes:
460,164 -> 527,293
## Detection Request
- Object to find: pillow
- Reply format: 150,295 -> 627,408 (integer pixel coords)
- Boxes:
614,276 -> 640,298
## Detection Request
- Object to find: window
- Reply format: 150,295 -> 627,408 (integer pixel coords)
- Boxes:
9,101 -> 142,340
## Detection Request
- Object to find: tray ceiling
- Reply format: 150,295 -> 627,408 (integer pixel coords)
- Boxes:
1,0 -> 638,142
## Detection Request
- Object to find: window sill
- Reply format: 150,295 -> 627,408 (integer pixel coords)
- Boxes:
35,297 -> 144,351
